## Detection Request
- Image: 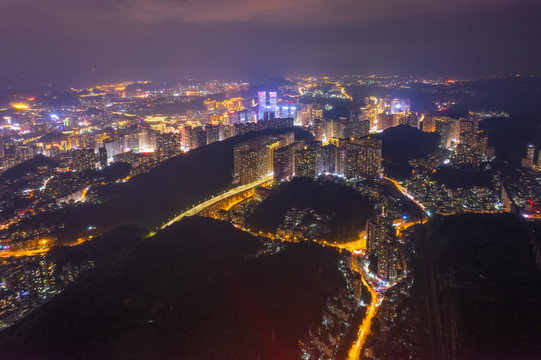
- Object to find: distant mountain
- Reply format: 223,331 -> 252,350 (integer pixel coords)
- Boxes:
0,217 -> 346,360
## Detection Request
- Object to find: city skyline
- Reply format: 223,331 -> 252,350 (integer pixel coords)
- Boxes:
1,2 -> 541,358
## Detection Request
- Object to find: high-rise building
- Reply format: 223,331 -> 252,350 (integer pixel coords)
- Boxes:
156,133 -> 181,154
223,125 -> 237,140
522,145 -> 536,169
273,146 -> 294,181
300,108 -> 311,127
527,145 -> 536,160
478,134 -> 489,155
205,124 -> 222,144
263,111 -> 275,121
295,141 -> 322,178
321,144 -> 337,174
422,116 -> 436,132
366,215 -> 399,282
377,241 -> 399,282
236,149 -> 259,184
258,91 -> 267,120
98,147 -> 107,169
278,105 -> 297,119
104,138 -> 122,161
459,118 -> 476,137
406,113 -> 420,129
381,114 -> 395,130
269,92 -> 278,115
346,137 -> 382,178
326,120 -> 345,139
435,117 -> 453,148
455,143 -> 476,165
310,105 -> 323,123
366,216 -> 389,258
74,149 -> 95,172
186,126 -> 207,150
234,135 -> 287,184
313,119 -> 325,141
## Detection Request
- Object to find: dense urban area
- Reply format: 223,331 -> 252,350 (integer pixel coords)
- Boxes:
0,75 -> 540,359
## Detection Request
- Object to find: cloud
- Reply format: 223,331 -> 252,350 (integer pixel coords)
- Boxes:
0,0 -> 524,26
109,0 -> 525,25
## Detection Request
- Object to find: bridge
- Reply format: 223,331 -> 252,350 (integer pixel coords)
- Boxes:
160,175 -> 274,230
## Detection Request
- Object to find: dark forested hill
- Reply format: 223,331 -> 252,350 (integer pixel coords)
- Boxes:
247,177 -> 373,243
0,216 -> 345,360
414,213 -> 541,360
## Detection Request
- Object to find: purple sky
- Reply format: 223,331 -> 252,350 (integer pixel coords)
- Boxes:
0,0 -> 540,88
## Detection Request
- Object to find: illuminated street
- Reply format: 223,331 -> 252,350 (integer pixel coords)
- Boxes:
347,259 -> 381,360
0,237 -> 89,258
160,175 -> 273,229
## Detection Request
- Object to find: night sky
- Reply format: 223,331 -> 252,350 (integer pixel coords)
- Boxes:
1,0 -> 540,88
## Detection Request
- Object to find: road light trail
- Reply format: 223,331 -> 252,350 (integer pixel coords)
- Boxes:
160,175 -> 273,230
347,263 -> 381,360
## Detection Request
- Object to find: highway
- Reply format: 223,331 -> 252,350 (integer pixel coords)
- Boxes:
347,257 -> 382,360
0,237 -> 88,258
75,186 -> 91,203
340,86 -> 353,100
339,215 -> 420,359
324,230 -> 366,253
384,176 -> 427,213
160,175 -> 273,230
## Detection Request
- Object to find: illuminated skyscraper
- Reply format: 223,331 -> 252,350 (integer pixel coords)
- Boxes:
406,113 -> 420,129
205,124 -> 222,144
477,134 -> 489,156
278,105 -> 297,119
459,118 -> 477,138
527,145 -> 536,160
343,120 -> 370,139
300,109 -> 311,127
313,119 -> 325,141
98,147 -> 107,169
258,91 -> 267,120
273,146 -> 294,181
522,145 -> 536,169
74,148 -> 95,172
422,116 -> 436,132
321,144 -> 337,174
269,92 -> 278,115
156,133 -> 181,154
366,216 -> 389,258
326,120 -> 345,139
104,138 -> 121,161
381,114 -> 395,130
455,143 -> 476,165
346,137 -> 382,178
310,105 -> 323,123
236,149 -> 259,184
295,141 -> 322,178
377,240 -> 399,282
435,117 -> 453,148
186,126 -> 207,150
234,135 -> 287,184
